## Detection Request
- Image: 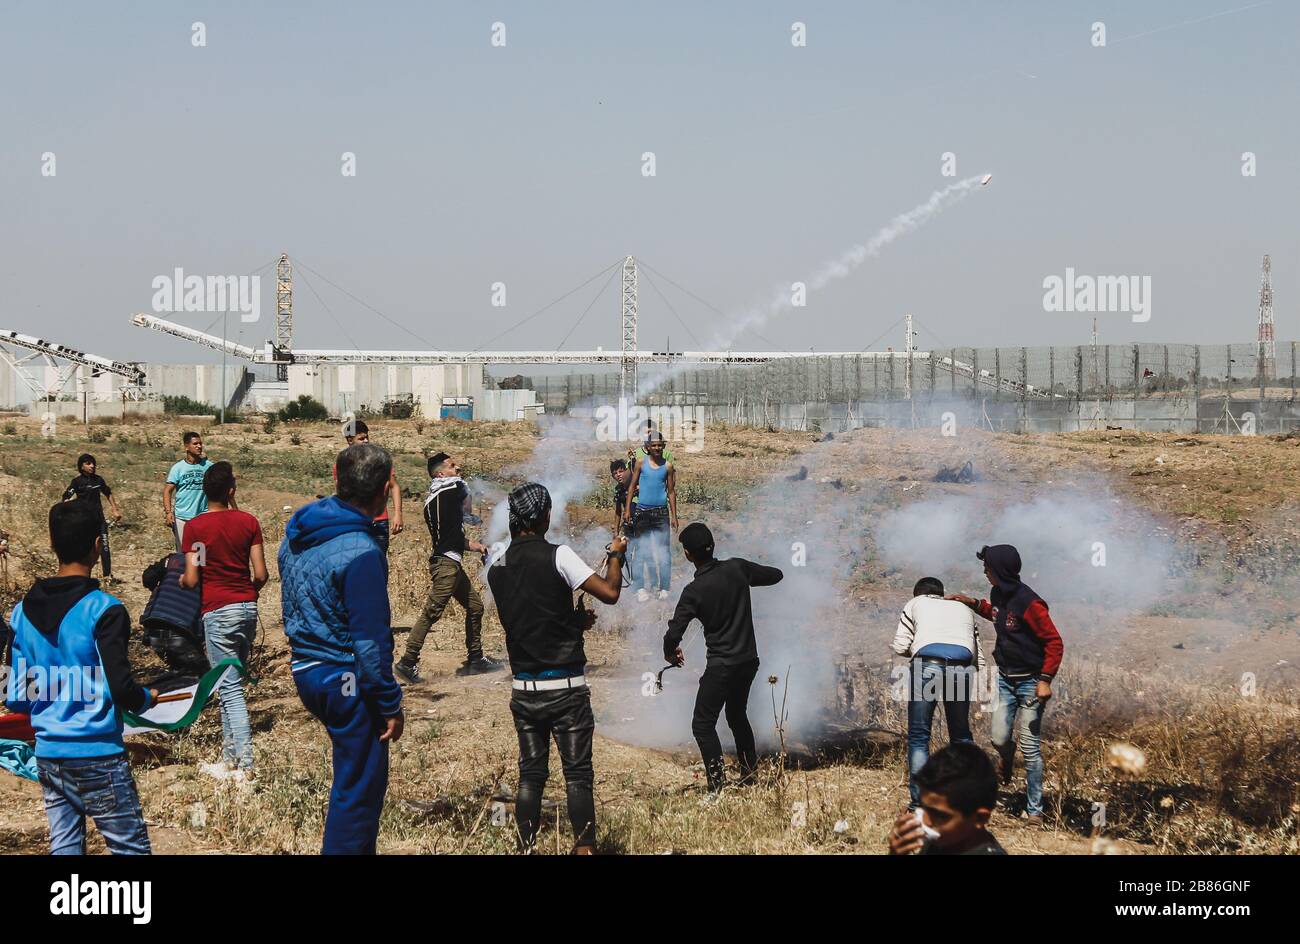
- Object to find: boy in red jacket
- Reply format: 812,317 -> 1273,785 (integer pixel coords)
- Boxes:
949,544 -> 1063,826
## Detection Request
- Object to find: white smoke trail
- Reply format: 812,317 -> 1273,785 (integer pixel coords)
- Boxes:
710,174 -> 988,350
639,175 -> 989,397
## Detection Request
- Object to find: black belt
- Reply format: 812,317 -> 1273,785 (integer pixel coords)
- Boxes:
917,656 -> 973,667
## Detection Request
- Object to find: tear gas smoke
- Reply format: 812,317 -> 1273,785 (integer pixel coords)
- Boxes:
605,446 -> 872,754
486,412 -> 605,548
871,483 -> 1178,614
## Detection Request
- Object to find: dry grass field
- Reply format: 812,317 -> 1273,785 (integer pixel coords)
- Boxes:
0,413 -> 1295,855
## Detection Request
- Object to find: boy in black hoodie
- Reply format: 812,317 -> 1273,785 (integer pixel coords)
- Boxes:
5,501 -> 156,854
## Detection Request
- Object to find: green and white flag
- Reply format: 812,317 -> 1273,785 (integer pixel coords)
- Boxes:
123,659 -> 246,734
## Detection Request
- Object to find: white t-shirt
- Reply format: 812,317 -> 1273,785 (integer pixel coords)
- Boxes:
554,544 -> 595,591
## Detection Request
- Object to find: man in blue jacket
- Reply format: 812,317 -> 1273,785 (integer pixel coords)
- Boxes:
5,500 -> 157,854
280,442 -> 405,855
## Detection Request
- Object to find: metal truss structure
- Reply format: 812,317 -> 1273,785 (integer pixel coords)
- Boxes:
0,329 -> 146,401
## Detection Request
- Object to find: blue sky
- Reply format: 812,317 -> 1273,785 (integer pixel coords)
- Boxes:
1,0 -> 1295,362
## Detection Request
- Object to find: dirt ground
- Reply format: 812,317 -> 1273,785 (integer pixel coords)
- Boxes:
0,414 -> 1295,854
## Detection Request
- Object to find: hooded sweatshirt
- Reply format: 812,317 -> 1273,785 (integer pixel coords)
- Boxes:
278,497 -> 402,717
973,545 -> 1063,681
5,576 -> 152,758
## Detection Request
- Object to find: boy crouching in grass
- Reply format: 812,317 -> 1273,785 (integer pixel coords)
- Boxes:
888,743 -> 1007,855
4,501 -> 157,854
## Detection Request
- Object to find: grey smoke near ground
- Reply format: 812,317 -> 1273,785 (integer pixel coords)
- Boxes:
870,484 -> 1178,613
480,417 -> 1292,765
603,448 -> 870,754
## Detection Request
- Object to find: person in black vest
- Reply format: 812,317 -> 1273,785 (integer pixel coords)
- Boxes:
62,454 -> 121,581
663,523 -> 783,793
486,482 -> 627,854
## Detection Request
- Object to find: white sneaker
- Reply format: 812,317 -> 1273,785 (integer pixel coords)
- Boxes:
637,588 -> 650,603
657,590 -> 670,601
198,761 -> 235,781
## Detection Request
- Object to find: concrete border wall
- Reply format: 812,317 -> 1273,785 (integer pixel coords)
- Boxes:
689,396 -> 1300,434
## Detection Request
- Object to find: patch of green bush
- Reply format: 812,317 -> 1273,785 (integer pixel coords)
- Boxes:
279,395 -> 329,422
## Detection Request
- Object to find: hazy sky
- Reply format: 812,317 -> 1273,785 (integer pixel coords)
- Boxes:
2,0 -> 1296,365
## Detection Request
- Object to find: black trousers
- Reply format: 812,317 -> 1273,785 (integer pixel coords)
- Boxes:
692,658 -> 760,788
510,686 -> 596,851
97,517 -> 112,577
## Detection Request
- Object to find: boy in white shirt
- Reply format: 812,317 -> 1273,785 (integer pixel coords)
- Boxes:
893,577 -> 985,810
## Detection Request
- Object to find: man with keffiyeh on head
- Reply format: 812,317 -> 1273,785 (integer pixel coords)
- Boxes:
948,544 -> 1064,827
487,482 -> 627,854
395,452 -> 499,682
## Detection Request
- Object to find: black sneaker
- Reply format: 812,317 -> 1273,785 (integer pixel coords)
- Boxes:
456,655 -> 506,676
394,661 -> 423,684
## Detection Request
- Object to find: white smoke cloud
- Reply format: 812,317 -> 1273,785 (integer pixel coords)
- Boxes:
871,484 -> 1178,614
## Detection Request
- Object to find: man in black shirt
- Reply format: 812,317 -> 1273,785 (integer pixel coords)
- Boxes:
663,523 -> 783,793
61,454 -> 121,580
396,452 -> 499,683
487,482 -> 627,853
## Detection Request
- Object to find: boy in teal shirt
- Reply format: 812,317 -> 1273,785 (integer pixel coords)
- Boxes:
164,431 -> 228,551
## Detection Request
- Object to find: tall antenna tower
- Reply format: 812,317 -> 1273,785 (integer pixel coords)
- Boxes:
903,313 -> 915,399
1258,254 -> 1275,382
275,253 -> 293,381
620,255 -> 638,401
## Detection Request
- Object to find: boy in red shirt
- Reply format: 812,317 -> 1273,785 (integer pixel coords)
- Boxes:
181,461 -> 268,781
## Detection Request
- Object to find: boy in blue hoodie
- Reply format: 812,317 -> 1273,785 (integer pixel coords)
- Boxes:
280,442 -> 405,854
5,501 -> 157,854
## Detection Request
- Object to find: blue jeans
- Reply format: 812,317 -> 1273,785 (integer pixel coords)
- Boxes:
293,661 -> 390,855
203,600 -> 257,770
632,512 -> 671,592
906,659 -> 975,808
37,754 -> 151,855
991,674 -> 1046,817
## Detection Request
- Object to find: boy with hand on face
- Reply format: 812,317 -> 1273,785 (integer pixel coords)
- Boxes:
888,743 -> 1007,855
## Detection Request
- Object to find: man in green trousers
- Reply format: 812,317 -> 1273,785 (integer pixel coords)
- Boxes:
395,453 -> 502,682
